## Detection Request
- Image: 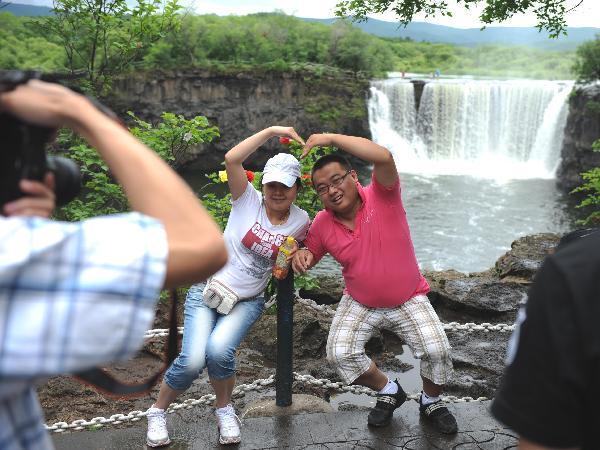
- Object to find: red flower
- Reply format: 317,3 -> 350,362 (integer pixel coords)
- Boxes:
301,174 -> 311,181
246,170 -> 255,182
279,137 -> 291,145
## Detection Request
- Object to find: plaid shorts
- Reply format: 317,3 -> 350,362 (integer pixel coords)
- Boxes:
326,293 -> 453,385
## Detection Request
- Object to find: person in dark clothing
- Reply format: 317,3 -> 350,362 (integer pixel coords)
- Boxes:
491,228 -> 600,449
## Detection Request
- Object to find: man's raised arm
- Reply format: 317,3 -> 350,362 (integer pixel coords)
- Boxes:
302,134 -> 398,187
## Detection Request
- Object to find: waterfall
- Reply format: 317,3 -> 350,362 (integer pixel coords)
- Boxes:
369,78 -> 574,179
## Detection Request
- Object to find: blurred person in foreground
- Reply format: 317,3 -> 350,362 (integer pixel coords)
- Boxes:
0,80 -> 227,450
292,134 -> 457,434
492,228 -> 600,449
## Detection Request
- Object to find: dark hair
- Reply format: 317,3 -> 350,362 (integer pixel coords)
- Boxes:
311,153 -> 352,180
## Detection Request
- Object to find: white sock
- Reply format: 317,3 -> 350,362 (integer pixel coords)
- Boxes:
420,391 -> 440,405
216,404 -> 232,415
378,379 -> 398,395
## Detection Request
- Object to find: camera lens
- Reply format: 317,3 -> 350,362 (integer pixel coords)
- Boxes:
47,156 -> 82,206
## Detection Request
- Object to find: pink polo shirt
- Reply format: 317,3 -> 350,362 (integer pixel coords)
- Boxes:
305,173 -> 429,308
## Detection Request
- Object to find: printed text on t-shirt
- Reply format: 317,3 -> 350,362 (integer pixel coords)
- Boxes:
241,222 -> 286,259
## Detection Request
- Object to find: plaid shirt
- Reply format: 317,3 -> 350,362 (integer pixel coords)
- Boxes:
0,213 -> 167,450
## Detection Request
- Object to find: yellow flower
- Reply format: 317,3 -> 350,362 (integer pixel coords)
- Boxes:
218,170 -> 228,182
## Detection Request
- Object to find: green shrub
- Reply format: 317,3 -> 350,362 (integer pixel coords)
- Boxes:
573,34 -> 600,82
54,112 -> 219,221
572,139 -> 600,226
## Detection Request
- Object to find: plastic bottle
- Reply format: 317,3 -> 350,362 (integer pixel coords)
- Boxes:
273,236 -> 296,280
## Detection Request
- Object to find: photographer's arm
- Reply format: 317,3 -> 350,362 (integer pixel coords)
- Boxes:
303,134 -> 398,187
224,126 -> 304,200
0,80 -> 227,288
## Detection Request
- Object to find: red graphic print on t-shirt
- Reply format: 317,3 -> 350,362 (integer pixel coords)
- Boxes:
241,222 -> 286,259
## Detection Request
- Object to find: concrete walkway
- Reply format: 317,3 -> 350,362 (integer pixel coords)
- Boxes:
52,401 -> 517,449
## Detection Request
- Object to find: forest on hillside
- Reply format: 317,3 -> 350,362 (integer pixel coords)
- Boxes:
0,12 -> 577,80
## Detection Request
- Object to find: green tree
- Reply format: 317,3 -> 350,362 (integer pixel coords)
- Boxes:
573,34 -> 600,81
55,112 -> 218,221
39,0 -> 182,95
139,12 -> 574,79
335,0 -> 584,38
0,13 -> 66,71
2,11 -> 576,81
140,13 -> 395,77
572,139 -> 600,226
127,111 -> 219,166
571,37 -> 600,226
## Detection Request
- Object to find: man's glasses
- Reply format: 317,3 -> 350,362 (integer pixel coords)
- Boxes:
315,170 -> 352,196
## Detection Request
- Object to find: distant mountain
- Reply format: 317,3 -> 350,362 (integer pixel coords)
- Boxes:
301,17 -> 599,51
2,2 -> 597,51
0,2 -> 52,16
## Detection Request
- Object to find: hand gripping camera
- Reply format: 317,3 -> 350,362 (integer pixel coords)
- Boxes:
0,70 -> 82,209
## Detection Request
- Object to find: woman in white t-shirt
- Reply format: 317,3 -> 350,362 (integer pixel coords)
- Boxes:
145,126 -> 310,447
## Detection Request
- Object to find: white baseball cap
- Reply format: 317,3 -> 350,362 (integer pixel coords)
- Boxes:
262,153 -> 301,188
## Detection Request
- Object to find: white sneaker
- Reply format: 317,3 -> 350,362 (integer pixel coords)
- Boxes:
146,405 -> 170,447
215,404 -> 241,445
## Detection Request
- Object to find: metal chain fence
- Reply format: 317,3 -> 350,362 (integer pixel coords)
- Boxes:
46,293 -> 508,433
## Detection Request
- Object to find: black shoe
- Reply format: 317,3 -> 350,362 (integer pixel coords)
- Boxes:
367,380 -> 407,427
419,397 -> 458,434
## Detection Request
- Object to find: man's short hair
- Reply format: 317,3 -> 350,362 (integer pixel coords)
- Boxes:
311,154 -> 352,180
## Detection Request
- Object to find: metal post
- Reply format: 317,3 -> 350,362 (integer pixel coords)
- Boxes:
275,270 -> 294,407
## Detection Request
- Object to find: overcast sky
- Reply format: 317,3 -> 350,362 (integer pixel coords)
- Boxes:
188,0 -> 600,28
16,0 -> 600,28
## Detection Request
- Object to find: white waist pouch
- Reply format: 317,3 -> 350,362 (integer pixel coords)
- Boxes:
203,279 -> 240,315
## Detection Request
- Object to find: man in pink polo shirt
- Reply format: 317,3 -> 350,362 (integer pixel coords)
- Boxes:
292,133 -> 457,434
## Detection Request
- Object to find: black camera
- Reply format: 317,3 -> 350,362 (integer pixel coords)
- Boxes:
0,70 -> 82,209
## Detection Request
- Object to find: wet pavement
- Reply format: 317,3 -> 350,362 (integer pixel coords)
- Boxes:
52,400 -> 518,449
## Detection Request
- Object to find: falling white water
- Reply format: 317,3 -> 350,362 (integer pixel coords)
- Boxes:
369,78 -> 574,180
360,77 -> 574,273
529,83 -> 574,173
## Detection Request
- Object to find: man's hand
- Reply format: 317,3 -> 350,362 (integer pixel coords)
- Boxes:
303,133 -> 398,187
291,248 -> 315,274
301,133 -> 334,158
269,126 -> 305,146
3,173 -> 56,218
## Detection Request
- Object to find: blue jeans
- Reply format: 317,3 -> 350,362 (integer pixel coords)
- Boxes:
163,283 -> 265,391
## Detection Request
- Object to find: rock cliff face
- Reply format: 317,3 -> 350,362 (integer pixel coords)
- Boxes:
108,69 -> 371,171
557,82 -> 600,192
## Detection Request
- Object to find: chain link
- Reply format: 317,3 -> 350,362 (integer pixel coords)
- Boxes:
293,294 -> 515,332
48,294 -> 505,433
45,376 -> 276,433
294,293 -> 335,318
143,296 -> 515,338
292,373 -> 488,403
143,327 -> 184,339
46,371 -> 489,433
